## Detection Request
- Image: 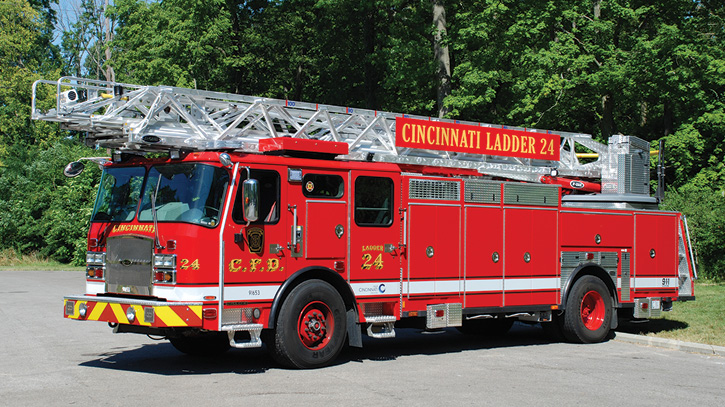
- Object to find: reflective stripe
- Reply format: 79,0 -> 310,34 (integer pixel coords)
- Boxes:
351,282 -> 400,296
633,277 -> 678,289
155,306 -> 186,326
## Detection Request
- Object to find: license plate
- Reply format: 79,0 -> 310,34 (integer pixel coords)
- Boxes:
65,300 -> 75,316
651,299 -> 661,310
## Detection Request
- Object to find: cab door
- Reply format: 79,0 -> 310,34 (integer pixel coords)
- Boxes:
222,166 -> 287,303
288,170 -> 349,267
348,171 -> 402,298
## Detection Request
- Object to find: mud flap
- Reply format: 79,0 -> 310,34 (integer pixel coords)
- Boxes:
347,308 -> 362,348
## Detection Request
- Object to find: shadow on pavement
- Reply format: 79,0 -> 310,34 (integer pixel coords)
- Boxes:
79,322 -> 562,375
616,317 -> 689,336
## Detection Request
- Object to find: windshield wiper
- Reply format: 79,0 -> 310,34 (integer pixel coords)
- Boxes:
150,175 -> 164,249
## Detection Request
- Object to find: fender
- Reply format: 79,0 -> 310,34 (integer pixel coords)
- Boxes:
268,266 -> 357,327
560,263 -> 619,310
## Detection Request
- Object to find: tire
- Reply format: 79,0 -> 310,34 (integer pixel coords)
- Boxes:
169,332 -> 230,356
268,280 -> 346,369
561,275 -> 613,343
457,318 -> 514,336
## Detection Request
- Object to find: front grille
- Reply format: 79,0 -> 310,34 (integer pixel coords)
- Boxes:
106,235 -> 154,295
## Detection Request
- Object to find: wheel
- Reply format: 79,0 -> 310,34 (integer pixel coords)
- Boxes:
169,332 -> 230,356
561,275 -> 613,343
269,280 -> 346,368
457,318 -> 514,336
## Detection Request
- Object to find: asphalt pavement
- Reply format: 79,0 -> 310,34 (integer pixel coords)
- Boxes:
1,270 -> 723,406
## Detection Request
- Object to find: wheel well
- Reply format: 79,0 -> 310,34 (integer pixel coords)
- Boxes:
561,265 -> 618,309
267,267 -> 357,327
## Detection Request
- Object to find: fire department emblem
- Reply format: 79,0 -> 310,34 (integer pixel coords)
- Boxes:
247,228 -> 264,254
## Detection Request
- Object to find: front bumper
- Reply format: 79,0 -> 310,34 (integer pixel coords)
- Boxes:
63,295 -> 203,328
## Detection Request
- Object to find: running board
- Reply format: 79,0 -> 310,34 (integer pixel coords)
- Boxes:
365,315 -> 396,339
222,323 -> 263,348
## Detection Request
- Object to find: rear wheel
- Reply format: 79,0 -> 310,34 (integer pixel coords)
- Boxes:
269,280 -> 346,368
562,275 -> 612,343
169,332 -> 230,356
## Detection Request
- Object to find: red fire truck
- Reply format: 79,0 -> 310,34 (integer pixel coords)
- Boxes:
33,77 -> 697,368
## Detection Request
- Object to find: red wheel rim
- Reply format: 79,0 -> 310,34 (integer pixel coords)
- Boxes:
297,301 -> 334,350
580,290 -> 605,330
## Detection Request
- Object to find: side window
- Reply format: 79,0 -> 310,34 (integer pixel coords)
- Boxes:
232,169 -> 280,224
354,176 -> 393,227
302,174 -> 344,198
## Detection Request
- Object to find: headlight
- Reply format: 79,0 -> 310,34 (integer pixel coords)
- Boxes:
153,254 -> 176,268
86,251 -> 106,265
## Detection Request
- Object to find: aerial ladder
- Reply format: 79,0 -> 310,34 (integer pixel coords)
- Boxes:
32,76 -> 653,197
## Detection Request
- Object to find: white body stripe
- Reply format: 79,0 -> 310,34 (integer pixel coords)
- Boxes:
351,282 -> 400,296
152,285 -> 281,302
503,278 -> 560,291
86,276 -> 674,304
633,277 -> 679,289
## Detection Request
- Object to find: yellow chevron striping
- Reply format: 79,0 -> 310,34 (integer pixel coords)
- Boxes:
88,302 -> 107,321
190,306 -> 202,319
110,303 -> 129,324
155,306 -> 186,326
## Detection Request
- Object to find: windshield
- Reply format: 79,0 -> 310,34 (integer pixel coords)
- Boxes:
91,163 -> 230,227
92,167 -> 145,222
138,164 -> 229,227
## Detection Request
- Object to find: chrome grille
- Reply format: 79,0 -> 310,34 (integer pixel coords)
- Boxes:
106,235 -> 154,295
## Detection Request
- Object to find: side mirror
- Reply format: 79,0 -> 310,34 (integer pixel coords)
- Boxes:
242,178 -> 259,222
63,161 -> 85,177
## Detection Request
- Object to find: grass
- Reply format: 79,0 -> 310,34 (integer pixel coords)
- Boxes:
617,282 -> 725,347
0,250 -> 83,271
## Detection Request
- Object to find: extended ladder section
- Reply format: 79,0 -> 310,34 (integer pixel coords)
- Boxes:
32,77 -> 650,192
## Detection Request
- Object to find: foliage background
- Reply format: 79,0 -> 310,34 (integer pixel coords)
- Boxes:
1,0 -> 724,278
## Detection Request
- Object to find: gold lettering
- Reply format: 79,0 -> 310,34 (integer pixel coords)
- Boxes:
503,134 -> 510,151
435,127 -> 441,145
441,128 -> 449,146
476,131 -> 481,149
529,136 -> 536,154
229,259 -> 243,273
511,134 -> 520,152
494,134 -> 501,150
402,123 -> 411,142
450,128 -> 459,147
249,258 -> 262,272
459,130 -> 469,148
415,124 -> 425,144
267,258 -> 280,272
426,125 -> 435,145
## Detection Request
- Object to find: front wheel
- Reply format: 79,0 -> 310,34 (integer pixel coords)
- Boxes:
562,275 -> 613,343
269,280 -> 346,368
